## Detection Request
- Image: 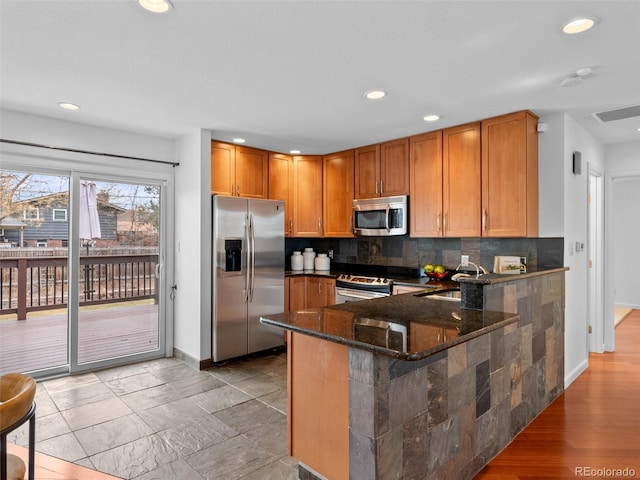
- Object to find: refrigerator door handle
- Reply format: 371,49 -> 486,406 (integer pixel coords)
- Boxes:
243,213 -> 250,303
249,213 -> 256,302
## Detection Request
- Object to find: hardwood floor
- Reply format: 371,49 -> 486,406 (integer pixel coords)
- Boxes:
476,310 -> 640,479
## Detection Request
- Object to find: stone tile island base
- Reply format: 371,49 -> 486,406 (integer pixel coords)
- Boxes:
290,271 -> 565,480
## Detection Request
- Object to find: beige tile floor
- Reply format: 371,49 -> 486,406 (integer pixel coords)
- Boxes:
7,349 -> 297,480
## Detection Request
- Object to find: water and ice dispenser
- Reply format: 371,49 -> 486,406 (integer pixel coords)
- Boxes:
224,239 -> 242,272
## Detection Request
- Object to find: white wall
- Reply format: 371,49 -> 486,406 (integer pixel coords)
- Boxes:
612,177 -> 640,308
605,141 -> 640,315
537,112 -> 565,237
173,130 -> 212,364
0,109 -> 175,164
562,114 -> 606,385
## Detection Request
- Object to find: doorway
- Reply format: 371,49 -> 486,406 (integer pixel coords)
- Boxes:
0,167 -> 168,378
587,165 -> 604,353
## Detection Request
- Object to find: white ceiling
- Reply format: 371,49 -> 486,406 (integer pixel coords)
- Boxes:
1,0 -> 639,155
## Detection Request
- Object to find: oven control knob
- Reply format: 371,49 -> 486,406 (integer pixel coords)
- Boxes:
383,279 -> 388,283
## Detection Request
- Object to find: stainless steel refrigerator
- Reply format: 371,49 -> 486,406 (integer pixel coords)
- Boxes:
212,195 -> 285,362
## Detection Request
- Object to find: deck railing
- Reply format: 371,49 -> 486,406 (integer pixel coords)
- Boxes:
0,254 -> 159,320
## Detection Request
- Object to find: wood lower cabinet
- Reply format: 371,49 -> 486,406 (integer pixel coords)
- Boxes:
211,141 -> 268,198
287,276 -> 308,312
306,277 -> 335,308
354,138 -> 409,199
292,156 -> 323,237
287,331 -> 349,480
286,276 -> 335,311
443,122 -> 482,237
323,150 -> 354,237
481,110 -> 539,237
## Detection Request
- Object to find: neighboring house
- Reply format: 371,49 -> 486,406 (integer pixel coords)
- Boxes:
1,192 -> 125,247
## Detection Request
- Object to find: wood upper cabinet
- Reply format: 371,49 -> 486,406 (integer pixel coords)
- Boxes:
443,122 -> 482,237
354,144 -> 380,199
211,141 -> 235,196
269,153 -> 293,236
211,141 -> 268,198
323,150 -> 355,237
235,146 -> 268,198
410,131 -> 443,237
380,138 -> 410,197
481,110 -> 539,237
292,155 -> 323,237
354,138 -> 409,199
410,125 -> 480,238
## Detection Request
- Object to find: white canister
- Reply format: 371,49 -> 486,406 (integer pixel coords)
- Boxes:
291,251 -> 303,271
314,253 -> 330,271
302,248 -> 316,270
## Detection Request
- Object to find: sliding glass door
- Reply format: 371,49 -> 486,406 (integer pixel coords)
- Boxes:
74,177 -> 162,369
0,167 -> 167,378
0,170 -> 71,377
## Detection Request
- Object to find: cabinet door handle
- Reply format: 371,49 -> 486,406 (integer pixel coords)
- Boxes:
231,184 -> 235,196
380,181 -> 384,195
444,212 -> 448,233
237,184 -> 240,196
483,209 -> 488,231
436,213 -> 441,233
289,219 -> 293,235
375,182 -> 379,195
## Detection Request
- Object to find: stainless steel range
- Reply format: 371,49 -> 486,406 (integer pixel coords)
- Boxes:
335,273 -> 392,303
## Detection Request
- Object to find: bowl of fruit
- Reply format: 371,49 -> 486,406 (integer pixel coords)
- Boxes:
424,264 -> 450,280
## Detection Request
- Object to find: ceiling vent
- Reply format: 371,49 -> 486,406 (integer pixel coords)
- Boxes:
592,104 -> 640,123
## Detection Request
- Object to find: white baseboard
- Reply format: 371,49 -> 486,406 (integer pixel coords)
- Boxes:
565,358 -> 589,389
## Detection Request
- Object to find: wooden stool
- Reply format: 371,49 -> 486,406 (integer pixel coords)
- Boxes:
0,373 -> 36,480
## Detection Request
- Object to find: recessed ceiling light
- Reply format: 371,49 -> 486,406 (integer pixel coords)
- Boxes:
365,90 -> 386,100
423,115 -> 440,122
232,138 -> 246,144
139,0 -> 172,13
58,102 -> 80,110
562,17 -> 598,34
290,150 -> 301,154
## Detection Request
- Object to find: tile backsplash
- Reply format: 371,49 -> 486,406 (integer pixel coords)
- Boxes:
285,236 -> 563,272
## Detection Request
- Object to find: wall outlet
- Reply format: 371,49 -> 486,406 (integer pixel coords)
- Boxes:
461,255 -> 469,267
328,249 -> 334,260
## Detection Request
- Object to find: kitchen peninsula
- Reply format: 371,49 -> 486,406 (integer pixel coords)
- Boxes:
261,267 -> 566,480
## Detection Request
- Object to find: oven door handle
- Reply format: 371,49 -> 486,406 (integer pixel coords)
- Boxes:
336,287 -> 386,301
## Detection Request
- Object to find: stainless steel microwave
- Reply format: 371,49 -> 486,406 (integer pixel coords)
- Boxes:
353,195 -> 407,236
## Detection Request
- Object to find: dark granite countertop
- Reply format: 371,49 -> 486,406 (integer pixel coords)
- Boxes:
261,293 -> 518,361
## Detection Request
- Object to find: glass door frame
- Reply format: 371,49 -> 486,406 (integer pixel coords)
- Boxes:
1,151 -> 174,378
69,172 -> 169,374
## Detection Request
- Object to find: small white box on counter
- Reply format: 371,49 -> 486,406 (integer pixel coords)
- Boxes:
493,256 -> 526,274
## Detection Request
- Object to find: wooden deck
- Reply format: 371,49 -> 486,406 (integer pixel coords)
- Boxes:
0,303 -> 159,374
